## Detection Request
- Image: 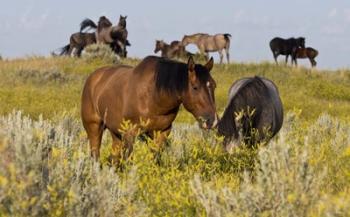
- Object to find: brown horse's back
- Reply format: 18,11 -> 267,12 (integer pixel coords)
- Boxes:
296,47 -> 318,59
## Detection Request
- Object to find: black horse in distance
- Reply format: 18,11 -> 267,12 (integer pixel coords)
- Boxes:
269,37 -> 305,65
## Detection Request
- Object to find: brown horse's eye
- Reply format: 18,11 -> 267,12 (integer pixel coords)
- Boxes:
193,86 -> 199,90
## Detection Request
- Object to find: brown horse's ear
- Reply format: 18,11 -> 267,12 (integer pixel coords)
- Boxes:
188,56 -> 195,71
188,56 -> 196,83
205,57 -> 214,71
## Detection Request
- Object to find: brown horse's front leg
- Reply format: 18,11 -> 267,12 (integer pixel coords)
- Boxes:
147,128 -> 171,164
152,128 -> 171,151
109,130 -> 135,166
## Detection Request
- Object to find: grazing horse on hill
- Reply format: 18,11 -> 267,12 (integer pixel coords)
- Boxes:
292,47 -> 319,67
269,37 -> 305,65
81,56 -> 218,164
181,33 -> 231,63
154,40 -> 189,59
218,76 -> 283,152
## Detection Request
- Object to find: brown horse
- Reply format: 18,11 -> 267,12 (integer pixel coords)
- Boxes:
154,40 -> 187,59
81,56 -> 217,163
58,32 -> 96,57
292,47 -> 319,67
181,33 -> 231,63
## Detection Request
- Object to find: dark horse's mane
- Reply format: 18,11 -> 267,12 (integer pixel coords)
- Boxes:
218,76 -> 270,141
152,57 -> 211,94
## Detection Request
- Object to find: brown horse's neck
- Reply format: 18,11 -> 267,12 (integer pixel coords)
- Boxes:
160,42 -> 170,50
152,91 -> 182,115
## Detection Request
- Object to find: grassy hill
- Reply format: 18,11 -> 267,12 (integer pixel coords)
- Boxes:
0,56 -> 350,216
1,56 -> 350,121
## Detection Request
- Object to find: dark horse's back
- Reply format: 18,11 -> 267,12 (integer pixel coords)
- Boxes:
218,76 -> 283,147
270,37 -> 289,55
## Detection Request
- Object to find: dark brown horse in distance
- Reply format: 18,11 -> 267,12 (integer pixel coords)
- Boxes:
81,56 -> 218,163
58,32 -> 96,57
218,76 -> 283,152
181,33 -> 231,63
292,47 -> 319,67
269,37 -> 305,65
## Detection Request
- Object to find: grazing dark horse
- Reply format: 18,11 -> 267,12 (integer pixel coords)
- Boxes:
154,40 -> 189,59
181,33 -> 231,63
218,76 -> 283,152
292,47 -> 319,67
269,37 -> 305,65
80,15 -> 129,57
81,56 -> 217,163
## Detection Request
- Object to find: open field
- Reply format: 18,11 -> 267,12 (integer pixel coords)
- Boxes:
1,56 -> 350,216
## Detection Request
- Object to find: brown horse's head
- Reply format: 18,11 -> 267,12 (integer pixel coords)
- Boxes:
155,56 -> 217,129
118,15 -> 127,28
181,35 -> 190,46
182,57 -> 218,129
154,40 -> 164,53
98,16 -> 112,28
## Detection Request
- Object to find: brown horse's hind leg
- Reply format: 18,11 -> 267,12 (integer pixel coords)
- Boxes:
84,121 -> 104,160
226,49 -> 230,63
218,50 -> 224,64
310,58 -> 317,67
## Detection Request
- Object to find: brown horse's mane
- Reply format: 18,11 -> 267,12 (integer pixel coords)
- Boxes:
142,56 -> 211,94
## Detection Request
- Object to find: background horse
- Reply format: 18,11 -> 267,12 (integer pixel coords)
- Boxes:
58,32 -> 96,57
218,76 -> 283,152
57,32 -> 128,57
269,37 -> 305,65
80,15 -> 129,57
81,56 -> 217,164
181,33 -> 231,63
292,47 -> 319,67
154,40 -> 187,59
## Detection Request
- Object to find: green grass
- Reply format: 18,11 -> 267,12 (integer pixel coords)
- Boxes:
0,56 -> 350,216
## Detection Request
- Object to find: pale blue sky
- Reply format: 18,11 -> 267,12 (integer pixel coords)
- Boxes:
1,0 -> 349,69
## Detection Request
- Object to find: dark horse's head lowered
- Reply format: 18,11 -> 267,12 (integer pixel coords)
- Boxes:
218,76 -> 283,152
155,56 -> 218,129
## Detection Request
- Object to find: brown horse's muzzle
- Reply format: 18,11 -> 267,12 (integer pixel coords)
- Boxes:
201,113 -> 219,129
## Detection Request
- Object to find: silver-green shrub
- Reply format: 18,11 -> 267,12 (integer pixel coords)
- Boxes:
0,111 -> 145,217
82,43 -> 118,64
